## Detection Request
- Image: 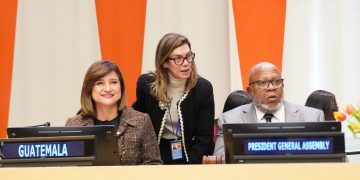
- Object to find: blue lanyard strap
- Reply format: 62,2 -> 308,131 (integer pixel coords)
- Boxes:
165,91 -> 181,137
167,104 -> 181,137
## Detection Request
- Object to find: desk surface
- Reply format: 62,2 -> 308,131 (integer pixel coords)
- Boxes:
0,163 -> 358,179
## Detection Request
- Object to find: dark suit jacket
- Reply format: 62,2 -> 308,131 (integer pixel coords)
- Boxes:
213,101 -> 325,162
65,107 -> 162,165
132,73 -> 215,164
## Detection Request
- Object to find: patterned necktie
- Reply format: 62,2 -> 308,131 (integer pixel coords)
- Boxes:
264,114 -> 274,123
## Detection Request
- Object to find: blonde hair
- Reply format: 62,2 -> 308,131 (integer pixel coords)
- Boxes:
150,33 -> 198,104
79,60 -> 126,117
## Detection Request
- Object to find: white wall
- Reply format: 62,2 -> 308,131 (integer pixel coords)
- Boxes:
283,0 -> 360,109
9,0 -> 101,127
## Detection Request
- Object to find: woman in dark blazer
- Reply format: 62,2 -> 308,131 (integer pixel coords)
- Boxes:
133,33 -> 215,164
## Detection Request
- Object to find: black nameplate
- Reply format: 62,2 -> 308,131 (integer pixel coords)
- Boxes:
1,140 -> 94,159
244,137 -> 334,155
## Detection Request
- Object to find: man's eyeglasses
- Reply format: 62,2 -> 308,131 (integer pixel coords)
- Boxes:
167,52 -> 195,65
249,79 -> 284,89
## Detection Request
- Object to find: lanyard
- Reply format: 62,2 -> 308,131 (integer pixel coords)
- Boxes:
166,91 -> 181,138
168,104 -> 181,138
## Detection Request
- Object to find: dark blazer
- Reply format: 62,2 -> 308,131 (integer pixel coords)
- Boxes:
132,73 -> 215,164
65,107 -> 162,165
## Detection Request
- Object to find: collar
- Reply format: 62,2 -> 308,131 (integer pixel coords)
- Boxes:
115,107 -> 138,137
168,73 -> 186,89
88,107 -> 136,127
117,107 -> 137,127
254,102 -> 285,123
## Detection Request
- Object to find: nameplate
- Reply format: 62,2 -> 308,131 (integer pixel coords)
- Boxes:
244,137 -> 334,155
1,141 -> 90,159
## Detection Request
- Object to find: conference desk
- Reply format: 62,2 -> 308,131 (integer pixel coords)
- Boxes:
1,163 -> 358,179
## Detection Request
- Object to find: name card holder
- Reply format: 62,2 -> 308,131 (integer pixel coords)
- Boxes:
0,136 -> 96,167
227,132 -> 346,163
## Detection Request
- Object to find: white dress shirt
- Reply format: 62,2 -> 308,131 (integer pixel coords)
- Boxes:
255,102 -> 285,123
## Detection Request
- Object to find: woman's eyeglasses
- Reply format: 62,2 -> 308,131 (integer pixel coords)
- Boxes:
167,52 -> 195,65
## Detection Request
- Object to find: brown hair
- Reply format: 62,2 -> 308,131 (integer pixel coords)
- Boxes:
150,33 -> 198,103
79,60 -> 126,117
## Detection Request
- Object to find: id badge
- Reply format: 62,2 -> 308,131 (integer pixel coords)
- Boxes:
170,140 -> 183,160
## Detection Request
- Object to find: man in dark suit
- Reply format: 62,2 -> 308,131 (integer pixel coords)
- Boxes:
213,62 -> 324,162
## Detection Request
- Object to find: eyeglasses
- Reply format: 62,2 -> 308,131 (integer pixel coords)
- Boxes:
249,79 -> 284,89
167,52 -> 195,65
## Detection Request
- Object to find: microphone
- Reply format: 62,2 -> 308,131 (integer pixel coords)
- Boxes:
28,122 -> 51,127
